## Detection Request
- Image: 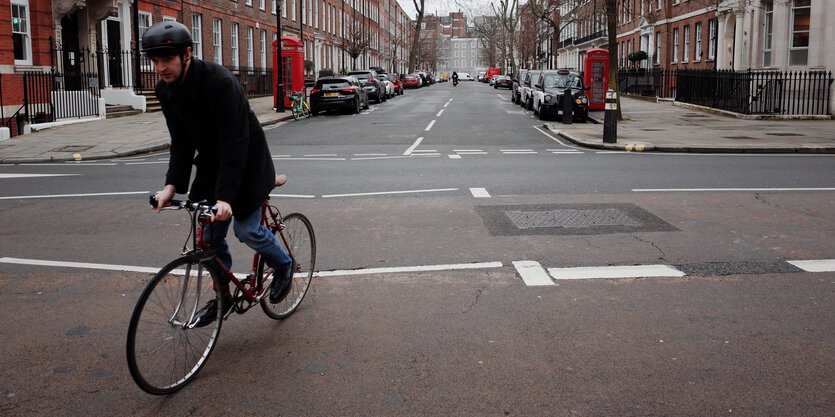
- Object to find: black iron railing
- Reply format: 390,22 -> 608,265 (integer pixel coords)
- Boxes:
618,69 -> 833,116
23,70 -> 101,124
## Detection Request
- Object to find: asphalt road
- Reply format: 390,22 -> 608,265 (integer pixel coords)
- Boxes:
0,81 -> 833,415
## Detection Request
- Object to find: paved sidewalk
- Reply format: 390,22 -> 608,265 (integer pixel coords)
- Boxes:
0,96 -> 292,164
550,96 -> 835,153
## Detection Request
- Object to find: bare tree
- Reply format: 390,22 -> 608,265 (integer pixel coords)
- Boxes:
492,0 -> 520,76
471,16 -> 500,68
408,0 -> 426,73
345,10 -> 373,70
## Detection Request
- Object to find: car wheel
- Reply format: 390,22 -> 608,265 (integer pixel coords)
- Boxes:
363,98 -> 370,109
352,99 -> 361,114
575,113 -> 588,123
538,108 -> 548,120
526,97 -> 533,111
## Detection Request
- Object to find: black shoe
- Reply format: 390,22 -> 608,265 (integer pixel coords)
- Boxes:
269,260 -> 295,304
190,296 -> 232,328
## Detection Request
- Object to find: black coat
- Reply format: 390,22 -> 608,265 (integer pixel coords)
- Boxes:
157,58 -> 275,219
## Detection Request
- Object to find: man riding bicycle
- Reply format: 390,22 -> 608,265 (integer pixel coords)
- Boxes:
145,21 -> 294,327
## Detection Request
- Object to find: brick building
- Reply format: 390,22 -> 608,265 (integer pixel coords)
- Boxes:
1,0 -> 412,137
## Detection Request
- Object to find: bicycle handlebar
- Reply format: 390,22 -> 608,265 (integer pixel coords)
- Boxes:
149,195 -> 218,214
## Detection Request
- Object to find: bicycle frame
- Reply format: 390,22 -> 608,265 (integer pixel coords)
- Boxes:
189,200 -> 295,306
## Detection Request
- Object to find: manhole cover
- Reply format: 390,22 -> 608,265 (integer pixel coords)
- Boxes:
765,132 -> 804,137
476,204 -> 679,236
505,208 -> 642,229
53,145 -> 93,152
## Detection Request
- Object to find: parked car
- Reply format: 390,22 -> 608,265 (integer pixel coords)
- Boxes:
402,74 -> 421,88
477,71 -> 486,82
493,75 -> 512,89
386,73 -> 404,95
348,70 -> 386,103
458,72 -> 474,81
530,69 -> 590,122
309,75 -> 369,115
512,69 -> 528,104
380,77 -> 396,98
520,70 -> 541,110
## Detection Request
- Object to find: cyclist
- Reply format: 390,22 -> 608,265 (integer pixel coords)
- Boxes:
144,21 -> 294,327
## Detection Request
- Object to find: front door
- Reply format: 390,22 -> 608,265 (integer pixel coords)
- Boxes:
61,13 -> 81,90
106,19 -> 123,87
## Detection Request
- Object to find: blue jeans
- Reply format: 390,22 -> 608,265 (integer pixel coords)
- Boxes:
203,207 -> 292,289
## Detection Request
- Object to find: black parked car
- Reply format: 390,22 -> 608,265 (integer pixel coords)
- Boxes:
532,69 -> 590,122
309,76 -> 369,115
512,69 -> 528,104
493,75 -> 512,89
348,70 -> 386,103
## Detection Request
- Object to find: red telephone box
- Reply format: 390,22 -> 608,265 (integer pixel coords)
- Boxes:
273,36 -> 305,109
583,48 -> 609,111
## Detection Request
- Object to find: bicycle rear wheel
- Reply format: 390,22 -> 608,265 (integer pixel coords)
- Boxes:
291,104 -> 300,120
302,101 -> 311,119
126,256 -> 223,395
260,213 -> 316,319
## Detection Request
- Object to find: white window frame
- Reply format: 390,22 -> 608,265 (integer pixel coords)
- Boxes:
683,25 -> 689,63
138,11 -> 152,43
673,27 -> 679,63
191,14 -> 203,60
695,22 -> 702,62
231,23 -> 240,69
11,0 -> 32,65
213,19 -> 223,64
762,1 -> 773,67
260,29 -> 267,68
246,0 -> 253,6
788,0 -> 810,66
163,16 -> 176,22
246,26 -> 254,69
261,0 -> 266,10
291,0 -> 296,21
708,19 -> 716,60
655,31 -> 661,65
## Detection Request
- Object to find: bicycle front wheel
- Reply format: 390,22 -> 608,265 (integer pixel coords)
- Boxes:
260,213 -> 316,319
126,256 -> 223,395
301,101 -> 311,119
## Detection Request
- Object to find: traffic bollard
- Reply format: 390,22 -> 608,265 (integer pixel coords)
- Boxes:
562,92 -> 573,125
603,89 -> 617,143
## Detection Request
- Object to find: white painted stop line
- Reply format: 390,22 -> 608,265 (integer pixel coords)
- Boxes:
547,264 -> 686,280
0,173 -> 79,179
469,188 -> 491,198
512,261 -> 554,286
787,259 -> 835,272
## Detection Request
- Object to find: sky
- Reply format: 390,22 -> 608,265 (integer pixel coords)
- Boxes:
398,0 -> 496,20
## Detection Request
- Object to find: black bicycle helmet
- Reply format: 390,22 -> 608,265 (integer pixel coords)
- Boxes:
142,21 -> 193,57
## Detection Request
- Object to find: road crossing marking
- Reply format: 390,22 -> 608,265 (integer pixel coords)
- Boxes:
513,261 -> 555,286
0,173 -> 79,179
547,264 -> 686,280
403,136 -> 424,155
448,154 -> 462,159
321,188 -> 458,198
0,191 -> 149,200
469,187 -> 491,198
787,259 -> 835,272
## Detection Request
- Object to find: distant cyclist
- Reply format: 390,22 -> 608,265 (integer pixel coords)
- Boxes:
143,21 -> 295,327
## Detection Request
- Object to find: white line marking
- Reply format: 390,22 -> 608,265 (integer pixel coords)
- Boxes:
632,188 -> 835,192
534,125 -> 570,146
305,154 -> 338,157
456,151 -> 488,155
65,162 -> 119,166
352,156 -> 411,161
448,154 -> 462,159
0,191 -> 150,200
411,149 -> 438,153
0,173 -> 79,179
126,161 -> 169,165
436,109 -> 445,117
513,261 -> 555,286
425,120 -> 436,131
268,193 -> 317,199
453,149 -> 483,152
321,188 -> 458,198
411,153 -> 441,157
501,149 -> 534,152
787,259 -> 835,272
273,157 -> 346,161
0,257 -> 249,278
315,261 -> 503,278
353,153 -> 388,156
502,151 -> 538,155
470,187 -> 491,198
403,136 -> 424,155
547,264 -> 686,280
444,102 -> 451,108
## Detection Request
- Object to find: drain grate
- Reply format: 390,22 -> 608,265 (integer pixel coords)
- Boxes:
476,204 -> 679,236
505,208 -> 642,229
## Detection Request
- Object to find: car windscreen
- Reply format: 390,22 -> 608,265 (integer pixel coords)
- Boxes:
317,80 -> 351,89
543,75 -> 583,89
351,73 -> 371,80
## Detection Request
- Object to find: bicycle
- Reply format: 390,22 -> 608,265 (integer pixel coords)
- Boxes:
126,184 -> 315,395
289,90 -> 310,120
